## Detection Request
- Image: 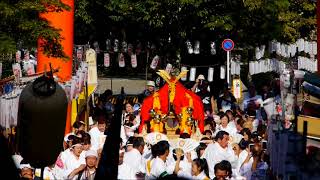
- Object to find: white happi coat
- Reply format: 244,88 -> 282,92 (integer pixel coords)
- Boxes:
118,163 -> 136,180
202,142 -> 238,179
123,148 -> 145,174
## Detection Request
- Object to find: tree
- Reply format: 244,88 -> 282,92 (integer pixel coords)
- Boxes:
75,0 -> 316,48
0,0 -> 70,60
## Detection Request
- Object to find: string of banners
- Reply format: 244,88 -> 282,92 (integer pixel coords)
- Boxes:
180,61 -> 241,82
256,39 -> 317,60
250,39 -> 318,75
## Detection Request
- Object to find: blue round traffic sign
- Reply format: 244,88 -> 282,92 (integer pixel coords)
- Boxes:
222,39 -> 234,51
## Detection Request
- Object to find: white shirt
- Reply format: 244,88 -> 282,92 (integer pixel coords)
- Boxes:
89,126 -> 102,150
118,163 -> 136,180
150,157 -> 167,178
167,159 -> 192,178
41,166 -> 61,180
216,125 -> 237,137
240,157 -> 254,179
236,150 -> 249,176
193,171 -> 209,180
78,168 -> 96,180
63,152 -> 86,179
202,142 -> 238,179
123,148 -> 145,174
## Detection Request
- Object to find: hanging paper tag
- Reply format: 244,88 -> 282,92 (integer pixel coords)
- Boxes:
189,67 -> 196,81
181,66 -> 188,81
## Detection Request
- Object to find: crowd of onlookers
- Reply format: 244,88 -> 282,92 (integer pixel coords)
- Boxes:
4,73 -> 279,180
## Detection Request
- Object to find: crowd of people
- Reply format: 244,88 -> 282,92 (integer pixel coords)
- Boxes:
9,72 -> 280,180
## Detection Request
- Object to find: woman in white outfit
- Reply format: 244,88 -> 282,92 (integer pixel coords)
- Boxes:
191,158 -> 210,180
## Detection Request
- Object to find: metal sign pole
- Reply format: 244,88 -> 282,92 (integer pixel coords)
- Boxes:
227,51 -> 230,85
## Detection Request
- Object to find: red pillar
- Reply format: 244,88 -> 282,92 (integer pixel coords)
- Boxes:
37,0 -> 74,82
37,1 -> 74,134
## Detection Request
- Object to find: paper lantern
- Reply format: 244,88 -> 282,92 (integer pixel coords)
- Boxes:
189,67 -> 196,81
220,66 -> 226,79
150,55 -> 160,69
186,40 -> 193,54
194,41 -> 200,54
131,54 -> 137,68
208,67 -> 214,82
104,52 -> 110,67
118,53 -> 125,68
181,66 -> 188,81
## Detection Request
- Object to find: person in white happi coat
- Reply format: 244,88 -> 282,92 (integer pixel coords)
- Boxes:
118,149 -> 136,180
202,131 -> 238,179
62,141 -> 86,179
89,117 -> 106,151
77,150 -> 98,180
150,141 -> 171,178
191,158 -> 210,180
167,148 -> 192,178
123,137 -> 146,175
19,160 -> 35,180
215,114 -> 237,137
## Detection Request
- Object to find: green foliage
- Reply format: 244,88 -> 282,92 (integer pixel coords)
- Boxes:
0,0 -> 70,60
74,0 -> 316,49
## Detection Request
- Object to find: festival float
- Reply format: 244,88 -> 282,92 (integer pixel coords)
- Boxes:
139,69 -> 205,139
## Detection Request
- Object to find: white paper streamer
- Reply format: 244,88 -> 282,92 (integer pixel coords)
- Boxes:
297,39 -> 305,52
249,61 -> 255,75
208,67 -> 214,82
254,61 -> 260,74
181,66 -> 188,81
235,62 -> 241,75
231,61 -> 236,75
276,42 -> 281,55
189,67 -> 196,81
220,66 -> 226,79
312,41 -> 317,55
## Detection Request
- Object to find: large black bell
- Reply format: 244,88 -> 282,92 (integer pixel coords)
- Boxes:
17,75 -> 68,168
